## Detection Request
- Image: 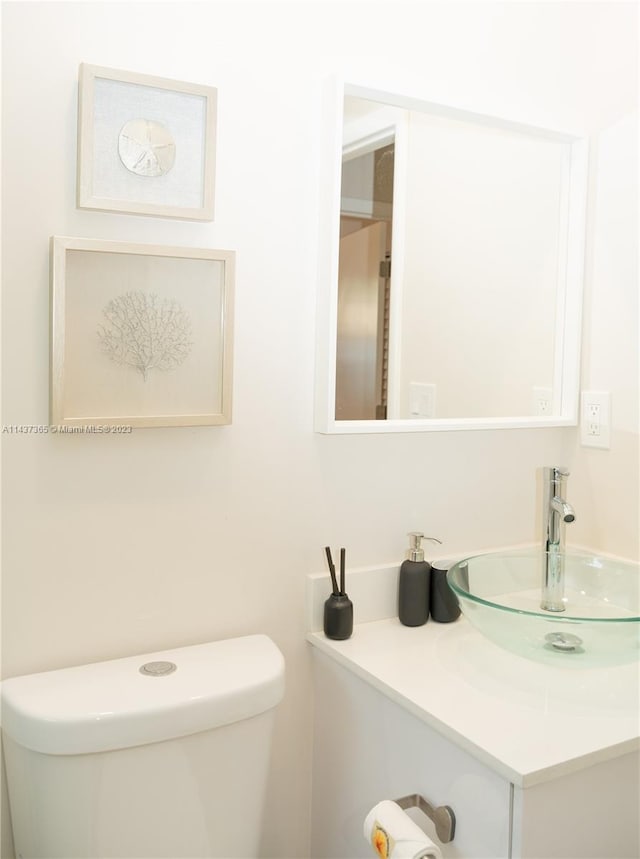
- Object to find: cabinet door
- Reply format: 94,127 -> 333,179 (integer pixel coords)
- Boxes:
512,751 -> 640,859
311,650 -> 511,858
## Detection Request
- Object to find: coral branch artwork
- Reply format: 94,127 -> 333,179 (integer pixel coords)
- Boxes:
51,237 -> 234,428
98,291 -> 193,380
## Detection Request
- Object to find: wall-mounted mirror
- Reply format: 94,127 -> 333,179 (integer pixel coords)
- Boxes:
315,80 -> 588,433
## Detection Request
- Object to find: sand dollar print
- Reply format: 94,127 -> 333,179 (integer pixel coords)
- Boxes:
118,119 -> 176,177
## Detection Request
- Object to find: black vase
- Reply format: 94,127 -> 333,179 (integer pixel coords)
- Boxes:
323,593 -> 353,640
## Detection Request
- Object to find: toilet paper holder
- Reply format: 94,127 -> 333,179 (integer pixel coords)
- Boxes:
394,793 -> 456,843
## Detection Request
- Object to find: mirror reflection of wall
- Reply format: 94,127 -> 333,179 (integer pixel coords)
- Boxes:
335,95 -> 576,423
400,111 -> 563,420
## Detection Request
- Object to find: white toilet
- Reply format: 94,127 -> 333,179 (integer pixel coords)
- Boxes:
1,634 -> 285,858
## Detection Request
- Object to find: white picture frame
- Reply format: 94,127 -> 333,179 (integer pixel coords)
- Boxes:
77,64 -> 217,220
50,237 -> 235,428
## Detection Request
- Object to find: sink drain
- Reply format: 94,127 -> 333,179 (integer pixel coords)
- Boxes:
544,632 -> 584,653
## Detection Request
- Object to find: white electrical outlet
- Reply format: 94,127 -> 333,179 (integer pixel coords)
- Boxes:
580,391 -> 611,449
532,386 -> 553,416
409,382 -> 436,418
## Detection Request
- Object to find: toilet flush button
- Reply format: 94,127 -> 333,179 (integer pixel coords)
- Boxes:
139,661 -> 177,677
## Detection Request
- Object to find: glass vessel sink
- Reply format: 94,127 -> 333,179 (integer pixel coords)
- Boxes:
447,550 -> 640,666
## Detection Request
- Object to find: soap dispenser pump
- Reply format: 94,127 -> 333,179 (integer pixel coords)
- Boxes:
398,532 -> 442,627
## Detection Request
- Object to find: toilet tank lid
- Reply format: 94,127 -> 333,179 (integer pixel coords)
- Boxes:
0,634 -> 285,756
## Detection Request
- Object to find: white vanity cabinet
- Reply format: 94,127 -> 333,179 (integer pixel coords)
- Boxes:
309,623 -> 640,859
311,651 -> 511,858
511,755 -> 640,859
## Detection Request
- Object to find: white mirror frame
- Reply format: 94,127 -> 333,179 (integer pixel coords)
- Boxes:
314,77 -> 589,434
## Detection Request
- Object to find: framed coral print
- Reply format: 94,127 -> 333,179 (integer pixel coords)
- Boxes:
50,237 -> 234,428
77,64 -> 217,220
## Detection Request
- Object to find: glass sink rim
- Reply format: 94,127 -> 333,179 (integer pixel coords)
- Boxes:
447,549 -> 640,624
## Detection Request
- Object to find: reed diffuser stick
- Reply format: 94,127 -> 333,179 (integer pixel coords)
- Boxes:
324,546 -> 339,595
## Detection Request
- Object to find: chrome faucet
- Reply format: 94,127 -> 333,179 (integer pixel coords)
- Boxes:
541,467 -> 575,612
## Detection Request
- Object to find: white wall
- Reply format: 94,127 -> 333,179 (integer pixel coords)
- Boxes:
1,2 -> 637,857
570,110 -> 639,555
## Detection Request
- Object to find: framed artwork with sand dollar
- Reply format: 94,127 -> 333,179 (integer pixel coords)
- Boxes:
77,64 -> 217,220
50,237 -> 235,428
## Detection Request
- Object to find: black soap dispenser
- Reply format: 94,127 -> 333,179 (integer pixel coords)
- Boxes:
429,559 -> 462,623
398,532 -> 441,627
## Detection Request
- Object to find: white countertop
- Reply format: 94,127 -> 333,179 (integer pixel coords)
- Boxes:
307,616 -> 640,787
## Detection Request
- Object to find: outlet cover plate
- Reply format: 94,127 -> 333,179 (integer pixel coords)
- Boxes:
580,390 -> 611,449
409,382 -> 436,418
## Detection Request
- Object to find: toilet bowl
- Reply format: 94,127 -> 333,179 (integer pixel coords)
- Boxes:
1,634 -> 285,858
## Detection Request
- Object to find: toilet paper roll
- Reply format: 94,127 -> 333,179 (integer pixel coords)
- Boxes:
364,800 -> 443,859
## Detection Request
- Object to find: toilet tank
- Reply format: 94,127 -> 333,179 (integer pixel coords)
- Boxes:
1,634 -> 285,859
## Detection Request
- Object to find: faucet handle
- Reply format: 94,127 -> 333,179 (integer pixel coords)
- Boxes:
548,466 -> 570,478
